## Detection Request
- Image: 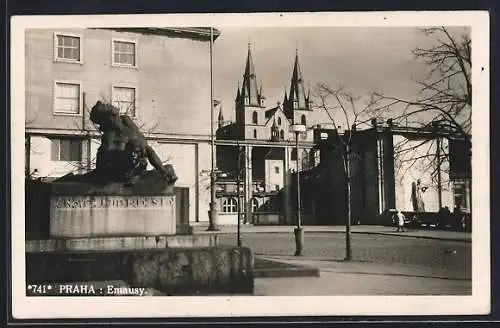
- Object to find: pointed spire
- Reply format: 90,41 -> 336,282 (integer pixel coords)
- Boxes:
288,50 -> 309,111
236,81 -> 241,100
218,106 -> 224,122
241,43 -> 261,107
283,87 -> 288,103
244,43 -> 256,78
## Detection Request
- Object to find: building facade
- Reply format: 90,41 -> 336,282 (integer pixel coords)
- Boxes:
313,119 -> 472,225
215,46 -> 319,225
25,27 -> 220,224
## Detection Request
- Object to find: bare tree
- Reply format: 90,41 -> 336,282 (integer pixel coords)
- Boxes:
369,27 -> 472,209
372,27 -> 471,142
314,84 -> 373,261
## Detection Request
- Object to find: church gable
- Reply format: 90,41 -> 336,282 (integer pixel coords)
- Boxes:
265,106 -> 290,129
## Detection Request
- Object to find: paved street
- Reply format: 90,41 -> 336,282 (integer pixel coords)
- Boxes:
197,225 -> 472,295
215,231 -> 470,276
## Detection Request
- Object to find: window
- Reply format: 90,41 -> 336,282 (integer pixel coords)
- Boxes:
251,198 -> 259,212
310,149 -> 320,167
112,86 -> 136,116
453,181 -> 470,211
113,40 -> 137,66
280,130 -> 284,140
301,114 -> 307,126
253,129 -> 257,138
54,82 -> 81,114
275,166 -> 280,174
278,117 -> 282,126
252,111 -> 258,124
51,138 -> 81,161
55,34 -> 81,62
302,150 -> 309,170
222,198 -> 238,213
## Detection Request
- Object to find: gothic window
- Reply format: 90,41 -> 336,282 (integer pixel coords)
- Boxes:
291,148 -> 297,161
301,114 -> 307,126
278,117 -> 282,125
280,130 -> 284,140
252,111 -> 258,124
253,129 -> 257,138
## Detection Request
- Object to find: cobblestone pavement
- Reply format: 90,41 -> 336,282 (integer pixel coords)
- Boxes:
217,232 -> 471,280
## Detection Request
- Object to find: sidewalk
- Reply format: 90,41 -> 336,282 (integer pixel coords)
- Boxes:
253,255 -> 472,296
192,224 -> 471,242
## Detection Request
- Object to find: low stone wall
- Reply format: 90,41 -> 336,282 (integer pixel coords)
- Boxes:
26,246 -> 254,295
26,234 -> 219,253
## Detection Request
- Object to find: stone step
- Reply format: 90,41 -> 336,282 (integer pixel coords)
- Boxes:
26,234 -> 218,253
254,257 -> 320,278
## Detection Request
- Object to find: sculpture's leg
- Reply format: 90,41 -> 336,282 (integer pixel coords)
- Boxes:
145,145 -> 165,172
145,145 -> 177,183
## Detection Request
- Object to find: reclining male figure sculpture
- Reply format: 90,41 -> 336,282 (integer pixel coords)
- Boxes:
90,101 -> 177,185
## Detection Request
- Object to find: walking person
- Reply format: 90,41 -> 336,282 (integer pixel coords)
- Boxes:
394,210 -> 406,232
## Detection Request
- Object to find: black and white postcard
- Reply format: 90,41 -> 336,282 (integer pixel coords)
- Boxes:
10,11 -> 490,318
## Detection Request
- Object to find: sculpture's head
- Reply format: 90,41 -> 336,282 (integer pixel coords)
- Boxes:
90,101 -> 120,130
125,140 -> 143,160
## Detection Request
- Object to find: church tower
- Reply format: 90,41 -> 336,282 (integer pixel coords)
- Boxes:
235,43 -> 266,140
218,106 -> 225,129
283,50 -> 313,127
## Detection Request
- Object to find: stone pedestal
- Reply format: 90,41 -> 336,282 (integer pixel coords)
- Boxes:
50,195 -> 176,237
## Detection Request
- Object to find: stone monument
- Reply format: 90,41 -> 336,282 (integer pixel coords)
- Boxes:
49,101 -> 179,237
25,101 -> 254,296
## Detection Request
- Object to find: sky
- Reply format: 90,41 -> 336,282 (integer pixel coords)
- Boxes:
211,26 -> 460,129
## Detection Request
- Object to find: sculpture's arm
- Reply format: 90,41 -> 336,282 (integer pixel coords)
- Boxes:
120,115 -> 144,138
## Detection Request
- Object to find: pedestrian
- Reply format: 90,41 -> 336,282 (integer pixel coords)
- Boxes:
394,210 -> 406,232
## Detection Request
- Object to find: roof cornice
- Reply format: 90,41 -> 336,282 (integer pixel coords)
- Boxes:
96,27 -> 221,42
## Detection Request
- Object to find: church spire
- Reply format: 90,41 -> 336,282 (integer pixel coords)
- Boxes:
218,106 -> 224,123
288,50 -> 310,111
241,43 -> 262,107
235,81 -> 241,101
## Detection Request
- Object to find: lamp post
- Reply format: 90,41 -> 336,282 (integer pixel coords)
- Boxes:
289,124 -> 306,256
236,144 -> 243,247
207,27 -> 219,231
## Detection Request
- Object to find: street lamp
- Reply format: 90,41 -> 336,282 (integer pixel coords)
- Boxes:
289,124 -> 306,256
236,144 -> 243,247
207,27 -> 219,231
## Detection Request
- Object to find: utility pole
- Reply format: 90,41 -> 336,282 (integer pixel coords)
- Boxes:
207,27 -> 219,231
236,142 -> 242,247
289,124 -> 306,256
436,136 -> 442,209
345,144 -> 352,261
